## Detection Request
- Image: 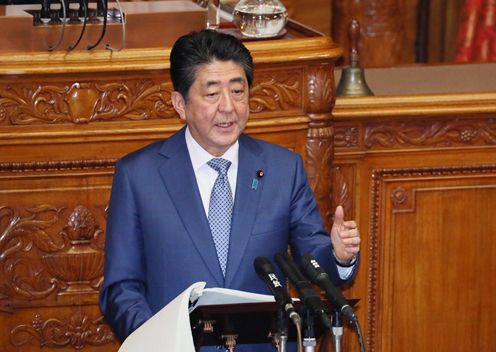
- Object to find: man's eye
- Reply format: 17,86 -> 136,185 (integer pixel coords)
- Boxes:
232,89 -> 245,95
205,92 -> 219,99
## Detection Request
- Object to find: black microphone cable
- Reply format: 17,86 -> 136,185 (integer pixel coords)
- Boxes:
356,319 -> 366,352
68,0 -> 88,51
87,0 -> 107,50
48,0 -> 67,51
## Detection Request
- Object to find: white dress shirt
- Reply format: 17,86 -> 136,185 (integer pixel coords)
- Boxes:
185,127 -> 238,217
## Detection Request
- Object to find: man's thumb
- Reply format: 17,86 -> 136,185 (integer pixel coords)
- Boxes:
333,205 -> 344,225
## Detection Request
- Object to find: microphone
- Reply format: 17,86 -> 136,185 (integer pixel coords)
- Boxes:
40,0 -> 51,24
254,256 -> 301,327
274,252 -> 331,329
301,254 -> 357,324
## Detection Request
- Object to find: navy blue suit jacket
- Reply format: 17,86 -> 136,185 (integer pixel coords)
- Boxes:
100,127 -> 357,348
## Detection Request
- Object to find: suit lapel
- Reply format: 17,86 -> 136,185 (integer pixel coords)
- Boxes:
157,129 -> 224,286
225,135 -> 265,287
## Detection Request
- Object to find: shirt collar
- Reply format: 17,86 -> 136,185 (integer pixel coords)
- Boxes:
185,126 -> 239,172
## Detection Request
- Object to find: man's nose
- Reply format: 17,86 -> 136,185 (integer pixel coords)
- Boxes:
218,91 -> 234,112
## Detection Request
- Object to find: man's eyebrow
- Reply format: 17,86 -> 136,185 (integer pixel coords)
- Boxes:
229,77 -> 246,84
204,77 -> 246,88
205,80 -> 220,88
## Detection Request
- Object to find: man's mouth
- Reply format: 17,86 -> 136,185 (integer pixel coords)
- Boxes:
215,122 -> 234,128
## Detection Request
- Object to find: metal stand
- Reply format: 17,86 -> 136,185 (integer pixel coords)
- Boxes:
302,310 -> 316,352
303,337 -> 316,352
331,311 -> 343,352
279,334 -> 288,352
274,309 -> 289,352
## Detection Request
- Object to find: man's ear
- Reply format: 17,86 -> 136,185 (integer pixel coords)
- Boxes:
171,91 -> 187,121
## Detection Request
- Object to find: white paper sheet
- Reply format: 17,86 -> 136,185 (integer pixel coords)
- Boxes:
189,286 -> 275,313
118,281 -> 206,352
118,283 -> 275,352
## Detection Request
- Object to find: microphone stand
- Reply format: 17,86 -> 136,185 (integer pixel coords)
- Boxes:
331,310 -> 343,352
302,309 -> 316,352
273,308 -> 289,352
277,307 -> 288,352
40,0 -> 51,24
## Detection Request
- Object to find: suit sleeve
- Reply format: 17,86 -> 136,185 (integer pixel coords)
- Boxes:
99,160 -> 153,341
287,154 -> 358,285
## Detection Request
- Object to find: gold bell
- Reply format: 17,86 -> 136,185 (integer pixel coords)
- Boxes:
336,19 -> 374,97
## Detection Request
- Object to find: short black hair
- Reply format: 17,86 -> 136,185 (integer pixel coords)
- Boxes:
170,30 -> 254,100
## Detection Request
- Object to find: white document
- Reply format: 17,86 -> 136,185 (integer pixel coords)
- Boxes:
189,286 -> 275,312
118,282 -> 275,352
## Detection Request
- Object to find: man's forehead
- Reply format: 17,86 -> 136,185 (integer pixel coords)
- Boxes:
194,60 -> 247,84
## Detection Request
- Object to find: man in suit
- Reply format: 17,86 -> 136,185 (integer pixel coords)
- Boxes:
100,29 -> 360,350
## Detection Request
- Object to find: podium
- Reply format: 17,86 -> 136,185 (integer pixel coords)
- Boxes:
190,301 -> 327,350
190,300 -> 360,351
117,282 -> 358,352
118,281 -> 360,352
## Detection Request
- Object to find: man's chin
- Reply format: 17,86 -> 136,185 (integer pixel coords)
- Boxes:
214,127 -> 242,140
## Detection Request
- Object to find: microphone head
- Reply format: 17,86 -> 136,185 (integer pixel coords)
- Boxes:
301,254 -> 328,283
275,251 -> 306,282
254,256 -> 274,278
302,254 -> 358,324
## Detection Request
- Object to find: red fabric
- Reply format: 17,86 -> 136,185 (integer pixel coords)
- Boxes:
455,0 -> 496,62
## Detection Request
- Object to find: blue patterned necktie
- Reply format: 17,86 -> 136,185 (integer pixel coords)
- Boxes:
207,158 -> 233,277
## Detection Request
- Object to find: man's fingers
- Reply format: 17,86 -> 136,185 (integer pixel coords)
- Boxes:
341,236 -> 360,246
343,220 -> 357,229
337,228 -> 359,239
344,247 -> 360,255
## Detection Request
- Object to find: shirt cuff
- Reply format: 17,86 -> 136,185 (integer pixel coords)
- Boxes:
333,250 -> 357,267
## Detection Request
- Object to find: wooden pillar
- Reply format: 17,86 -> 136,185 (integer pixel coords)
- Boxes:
305,63 -> 336,231
332,0 -> 412,67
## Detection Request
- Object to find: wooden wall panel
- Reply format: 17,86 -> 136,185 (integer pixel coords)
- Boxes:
0,164 -> 118,351
4,306 -> 118,352
333,93 -> 496,352
288,0 -> 331,36
371,166 -> 496,351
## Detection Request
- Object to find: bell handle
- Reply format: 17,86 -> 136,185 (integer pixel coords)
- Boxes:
349,18 -> 360,67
